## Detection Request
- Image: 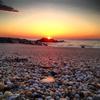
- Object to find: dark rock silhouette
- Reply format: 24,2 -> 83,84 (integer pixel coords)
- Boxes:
0,37 -> 48,46
0,37 -> 33,44
81,45 -> 85,48
36,37 -> 64,43
0,37 -> 64,46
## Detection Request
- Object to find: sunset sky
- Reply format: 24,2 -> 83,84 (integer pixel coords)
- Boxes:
0,0 -> 100,39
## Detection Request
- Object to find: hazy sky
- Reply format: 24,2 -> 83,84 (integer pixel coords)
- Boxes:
0,0 -> 100,39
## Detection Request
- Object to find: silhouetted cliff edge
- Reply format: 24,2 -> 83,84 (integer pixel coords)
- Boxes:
0,37 -> 33,44
36,37 -> 64,43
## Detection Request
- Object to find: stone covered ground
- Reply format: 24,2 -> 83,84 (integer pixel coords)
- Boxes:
0,44 -> 100,100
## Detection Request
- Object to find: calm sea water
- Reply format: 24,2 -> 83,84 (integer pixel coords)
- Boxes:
48,40 -> 100,48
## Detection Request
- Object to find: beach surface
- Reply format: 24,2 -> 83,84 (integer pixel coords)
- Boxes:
0,43 -> 100,100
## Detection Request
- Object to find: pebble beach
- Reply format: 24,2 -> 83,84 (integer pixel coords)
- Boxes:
0,43 -> 100,100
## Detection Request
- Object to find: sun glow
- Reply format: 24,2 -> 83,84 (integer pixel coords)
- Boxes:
0,7 -> 99,39
47,36 -> 52,39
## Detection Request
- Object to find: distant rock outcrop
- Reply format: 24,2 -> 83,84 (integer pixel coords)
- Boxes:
0,37 -> 33,44
36,37 -> 64,43
0,37 -> 48,46
0,37 -> 64,46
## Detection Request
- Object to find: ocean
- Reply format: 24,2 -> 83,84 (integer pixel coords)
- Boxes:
48,40 -> 100,48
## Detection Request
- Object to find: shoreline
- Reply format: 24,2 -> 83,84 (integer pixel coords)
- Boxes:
0,43 -> 100,49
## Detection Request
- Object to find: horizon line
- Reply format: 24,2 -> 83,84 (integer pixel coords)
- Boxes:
0,36 -> 100,41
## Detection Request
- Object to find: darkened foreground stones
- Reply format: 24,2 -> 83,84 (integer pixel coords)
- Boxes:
0,44 -> 100,99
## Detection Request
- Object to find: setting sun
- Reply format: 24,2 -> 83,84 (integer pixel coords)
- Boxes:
47,37 -> 52,39
0,0 -> 100,39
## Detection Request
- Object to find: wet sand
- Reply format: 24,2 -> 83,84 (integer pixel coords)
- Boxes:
0,43 -> 100,100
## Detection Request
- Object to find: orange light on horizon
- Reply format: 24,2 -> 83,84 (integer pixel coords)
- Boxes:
47,36 -> 52,39
0,7 -> 99,39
